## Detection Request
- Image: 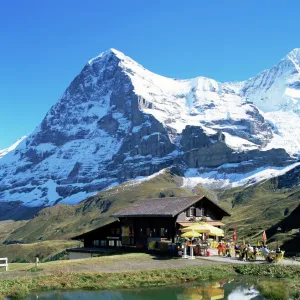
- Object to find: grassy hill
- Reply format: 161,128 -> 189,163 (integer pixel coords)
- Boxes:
6,169 -> 202,243
0,240 -> 80,263
2,166 -> 300,259
218,168 -> 300,252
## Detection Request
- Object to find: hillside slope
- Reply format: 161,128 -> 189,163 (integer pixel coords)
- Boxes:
4,166 -> 300,254
220,164 -> 300,251
6,169 -> 207,243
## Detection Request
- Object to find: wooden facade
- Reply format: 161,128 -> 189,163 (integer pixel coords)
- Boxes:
69,196 -> 230,254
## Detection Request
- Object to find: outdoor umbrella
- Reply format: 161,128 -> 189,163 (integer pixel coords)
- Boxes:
206,226 -> 224,237
181,231 -> 201,238
182,222 -> 224,236
181,223 -> 211,233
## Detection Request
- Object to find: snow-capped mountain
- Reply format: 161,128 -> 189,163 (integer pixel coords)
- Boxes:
0,48 -> 299,207
0,136 -> 27,160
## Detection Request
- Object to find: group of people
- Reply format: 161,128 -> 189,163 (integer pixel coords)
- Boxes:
234,242 -> 282,262
234,243 -> 259,260
217,241 -> 233,257
216,240 -> 283,262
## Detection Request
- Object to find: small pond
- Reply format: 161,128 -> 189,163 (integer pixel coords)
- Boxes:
28,279 -> 266,299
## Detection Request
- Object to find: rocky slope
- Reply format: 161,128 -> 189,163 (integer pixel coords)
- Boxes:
1,49 -> 300,207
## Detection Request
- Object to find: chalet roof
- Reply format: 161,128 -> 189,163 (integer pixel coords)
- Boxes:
112,195 -> 230,218
112,196 -> 201,218
71,220 -> 119,240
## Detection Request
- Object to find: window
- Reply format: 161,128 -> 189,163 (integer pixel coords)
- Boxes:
160,228 -> 165,237
111,228 -> 115,234
100,240 -> 106,247
146,228 -> 150,236
108,240 -> 115,247
116,240 -> 122,247
196,207 -> 203,217
93,240 -> 99,246
116,228 -> 121,235
190,207 -> 196,216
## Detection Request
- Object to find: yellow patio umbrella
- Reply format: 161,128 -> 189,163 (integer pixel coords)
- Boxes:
206,226 -> 224,237
208,231 -> 224,237
182,222 -> 224,236
181,223 -> 211,233
181,231 -> 201,238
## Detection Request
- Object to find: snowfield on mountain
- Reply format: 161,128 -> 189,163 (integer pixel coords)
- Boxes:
0,48 -> 300,206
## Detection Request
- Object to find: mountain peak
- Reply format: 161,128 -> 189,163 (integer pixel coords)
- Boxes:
88,48 -> 126,65
283,48 -> 300,64
287,48 -> 300,56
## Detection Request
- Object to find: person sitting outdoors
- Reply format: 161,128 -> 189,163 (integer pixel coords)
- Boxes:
225,242 -> 231,257
247,244 -> 254,252
261,245 -> 270,260
240,244 -> 248,261
235,244 -> 241,257
247,244 -> 255,260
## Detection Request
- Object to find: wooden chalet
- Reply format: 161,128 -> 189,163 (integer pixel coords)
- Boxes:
68,195 -> 230,259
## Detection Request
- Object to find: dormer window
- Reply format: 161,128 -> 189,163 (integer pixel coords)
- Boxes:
186,206 -> 196,217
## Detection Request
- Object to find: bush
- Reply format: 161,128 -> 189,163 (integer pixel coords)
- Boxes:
11,257 -> 30,263
234,264 -> 300,278
43,250 -> 68,262
258,281 -> 289,300
9,285 -> 29,299
28,266 -> 43,272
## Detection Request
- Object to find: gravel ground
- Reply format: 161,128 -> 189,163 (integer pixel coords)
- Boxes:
0,254 -> 217,279
0,254 -> 299,280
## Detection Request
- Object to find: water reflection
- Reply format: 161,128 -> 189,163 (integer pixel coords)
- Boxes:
177,281 -> 225,299
177,280 -> 261,300
29,279 -> 264,300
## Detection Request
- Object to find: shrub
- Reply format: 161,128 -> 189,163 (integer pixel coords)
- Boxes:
9,285 -> 29,299
258,281 -> 289,300
28,266 -> 43,272
12,257 -> 30,263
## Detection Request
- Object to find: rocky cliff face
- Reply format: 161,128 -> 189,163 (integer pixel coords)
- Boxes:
0,49 -> 299,206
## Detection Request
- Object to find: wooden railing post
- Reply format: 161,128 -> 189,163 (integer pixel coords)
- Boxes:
0,258 -> 8,271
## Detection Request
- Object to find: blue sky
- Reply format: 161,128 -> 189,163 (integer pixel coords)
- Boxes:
0,0 -> 300,149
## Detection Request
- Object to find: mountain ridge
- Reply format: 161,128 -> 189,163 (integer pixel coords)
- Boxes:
0,49 -> 299,207
0,136 -> 27,160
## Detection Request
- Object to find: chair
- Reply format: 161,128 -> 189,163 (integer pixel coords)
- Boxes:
261,251 -> 268,261
274,251 -> 285,263
280,251 -> 285,261
148,241 -> 159,251
267,252 -> 276,263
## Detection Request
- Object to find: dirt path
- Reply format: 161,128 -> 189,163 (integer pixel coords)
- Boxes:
0,253 -> 217,279
199,256 -> 300,265
0,253 -> 298,280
